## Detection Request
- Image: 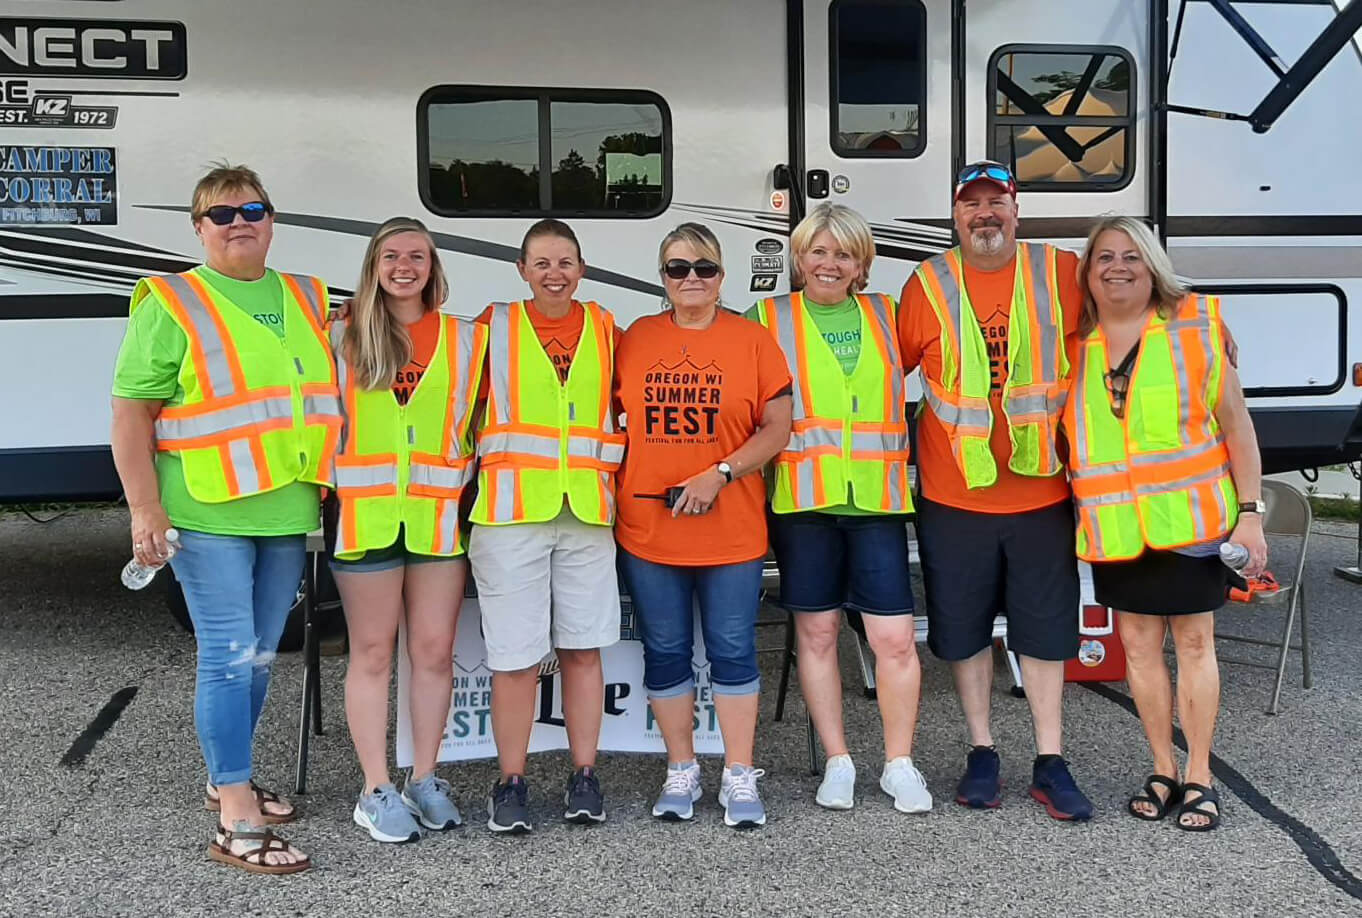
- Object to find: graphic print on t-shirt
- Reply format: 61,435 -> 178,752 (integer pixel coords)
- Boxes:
392,357 -> 429,406
541,336 -> 574,383
980,307 -> 1009,393
642,352 -> 723,445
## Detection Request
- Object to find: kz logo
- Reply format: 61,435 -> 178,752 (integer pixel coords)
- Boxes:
750,274 -> 778,293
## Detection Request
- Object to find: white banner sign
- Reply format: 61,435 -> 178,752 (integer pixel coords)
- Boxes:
396,593 -> 726,767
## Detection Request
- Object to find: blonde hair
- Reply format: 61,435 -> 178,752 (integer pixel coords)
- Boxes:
1077,215 -> 1188,337
344,217 -> 449,390
657,222 -> 724,273
790,203 -> 874,292
190,161 -> 272,221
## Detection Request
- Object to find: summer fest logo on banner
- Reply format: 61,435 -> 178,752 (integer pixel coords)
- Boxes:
395,593 -> 724,766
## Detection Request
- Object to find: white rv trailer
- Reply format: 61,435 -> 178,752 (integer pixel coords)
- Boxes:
0,0 -> 1359,502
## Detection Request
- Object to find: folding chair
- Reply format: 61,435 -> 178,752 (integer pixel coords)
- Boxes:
1215,479 -> 1314,714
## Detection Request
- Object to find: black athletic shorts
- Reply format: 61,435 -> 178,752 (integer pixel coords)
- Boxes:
915,496 -> 1080,662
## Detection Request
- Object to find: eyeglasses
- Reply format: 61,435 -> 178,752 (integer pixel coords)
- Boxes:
956,162 -> 1015,187
200,201 -> 273,226
663,259 -> 720,280
1103,369 -> 1131,419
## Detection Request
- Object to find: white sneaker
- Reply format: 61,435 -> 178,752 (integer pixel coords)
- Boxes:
880,756 -> 933,814
815,754 -> 856,810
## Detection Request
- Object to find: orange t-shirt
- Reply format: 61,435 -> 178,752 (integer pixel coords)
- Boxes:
613,309 -> 792,566
392,309 -> 442,406
897,247 -> 1082,514
474,300 -> 622,398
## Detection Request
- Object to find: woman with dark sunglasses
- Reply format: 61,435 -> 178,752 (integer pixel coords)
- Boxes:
747,203 -> 928,815
1065,215 -> 1266,832
613,222 -> 792,828
110,163 -> 342,873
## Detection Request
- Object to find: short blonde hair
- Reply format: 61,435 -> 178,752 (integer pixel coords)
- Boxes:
790,203 -> 874,292
1077,215 -> 1188,337
190,161 -> 273,221
657,222 -> 723,273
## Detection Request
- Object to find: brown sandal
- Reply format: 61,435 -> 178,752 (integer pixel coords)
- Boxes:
208,823 -> 311,875
204,781 -> 298,824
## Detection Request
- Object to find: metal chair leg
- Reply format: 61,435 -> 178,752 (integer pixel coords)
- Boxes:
294,551 -> 320,794
806,710 -> 819,776
853,623 -> 877,700
774,610 -> 795,723
1299,581 -> 1313,689
1267,589 -> 1299,716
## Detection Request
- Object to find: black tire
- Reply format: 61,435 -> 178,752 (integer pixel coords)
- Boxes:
164,567 -> 194,635
162,564 -> 309,653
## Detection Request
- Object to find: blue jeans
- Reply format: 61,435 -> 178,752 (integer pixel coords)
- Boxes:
617,549 -> 763,698
169,530 -> 306,785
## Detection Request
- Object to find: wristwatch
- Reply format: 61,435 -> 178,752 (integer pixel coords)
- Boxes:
1238,499 -> 1265,514
716,461 -> 734,483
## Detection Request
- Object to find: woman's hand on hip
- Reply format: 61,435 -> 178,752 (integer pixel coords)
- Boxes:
1230,515 -> 1268,579
671,466 -> 726,518
129,502 -> 175,567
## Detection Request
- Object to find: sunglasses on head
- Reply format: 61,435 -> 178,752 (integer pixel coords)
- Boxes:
663,259 -> 720,280
201,201 -> 273,226
956,162 -> 1015,187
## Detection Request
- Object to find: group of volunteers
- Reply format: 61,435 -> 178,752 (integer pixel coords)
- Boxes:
110,158 -> 1267,874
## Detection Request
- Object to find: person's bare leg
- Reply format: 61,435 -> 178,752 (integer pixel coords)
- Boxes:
1018,656 -> 1065,756
557,648 -> 604,769
402,561 -> 466,781
951,647 -> 995,747
862,615 -> 922,760
793,609 -> 848,757
650,692 -> 696,764
714,693 -> 759,767
1170,612 -> 1221,827
334,566 -> 406,792
1118,611 -> 1179,816
490,666 -> 539,779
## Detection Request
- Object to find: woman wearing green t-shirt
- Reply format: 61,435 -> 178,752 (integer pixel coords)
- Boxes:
110,163 -> 340,874
749,203 -> 929,815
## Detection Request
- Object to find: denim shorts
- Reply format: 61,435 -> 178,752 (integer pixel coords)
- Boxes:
616,548 -> 763,697
767,509 -> 915,615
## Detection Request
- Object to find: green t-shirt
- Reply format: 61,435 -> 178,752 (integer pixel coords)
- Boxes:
745,296 -> 876,516
111,266 -> 321,536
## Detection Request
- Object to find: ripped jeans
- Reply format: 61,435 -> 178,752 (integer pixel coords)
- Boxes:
169,530 -> 306,786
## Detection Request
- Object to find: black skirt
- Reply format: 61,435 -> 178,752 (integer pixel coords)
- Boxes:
1091,549 -> 1230,615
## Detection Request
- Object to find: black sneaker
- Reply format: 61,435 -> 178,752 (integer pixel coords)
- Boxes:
563,766 -> 606,824
955,745 -> 1003,809
487,776 -> 532,834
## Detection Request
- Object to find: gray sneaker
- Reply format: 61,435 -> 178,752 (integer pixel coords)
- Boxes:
718,764 -> 767,828
402,772 -> 463,830
353,783 -> 421,843
487,776 -> 533,834
651,761 -> 702,821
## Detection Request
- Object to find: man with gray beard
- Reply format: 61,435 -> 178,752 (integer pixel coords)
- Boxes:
897,161 -> 1092,821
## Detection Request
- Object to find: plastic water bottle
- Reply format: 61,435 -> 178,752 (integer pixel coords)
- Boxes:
121,529 -> 181,590
1219,541 -> 1250,572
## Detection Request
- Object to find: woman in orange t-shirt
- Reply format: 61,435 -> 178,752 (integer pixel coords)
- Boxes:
614,222 -> 792,829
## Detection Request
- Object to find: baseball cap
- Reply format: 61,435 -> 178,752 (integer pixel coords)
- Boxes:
955,160 -> 1017,200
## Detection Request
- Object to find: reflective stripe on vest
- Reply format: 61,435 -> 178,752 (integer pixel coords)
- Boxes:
472,300 -> 624,526
141,269 -> 342,502
1064,294 -> 1238,561
760,291 -> 912,513
914,243 -> 1068,489
330,314 -> 486,558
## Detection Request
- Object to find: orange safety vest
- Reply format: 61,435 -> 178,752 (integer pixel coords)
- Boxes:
1064,293 -> 1239,561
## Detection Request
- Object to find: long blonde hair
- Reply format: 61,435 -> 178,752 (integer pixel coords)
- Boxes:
344,217 -> 448,390
1077,215 -> 1188,337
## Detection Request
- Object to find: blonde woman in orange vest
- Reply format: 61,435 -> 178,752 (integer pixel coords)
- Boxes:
327,217 -> 485,843
111,163 -> 342,873
747,203 -> 928,815
469,219 -> 624,833
1066,215 -> 1266,832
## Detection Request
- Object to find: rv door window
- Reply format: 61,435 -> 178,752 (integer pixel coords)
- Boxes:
420,87 -> 669,217
829,0 -> 927,158
988,45 -> 1136,191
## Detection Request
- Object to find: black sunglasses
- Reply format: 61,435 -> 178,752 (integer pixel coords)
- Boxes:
663,258 -> 720,280
201,201 -> 273,226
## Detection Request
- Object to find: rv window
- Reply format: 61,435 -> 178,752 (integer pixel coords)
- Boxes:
988,46 -> 1136,191
829,0 -> 927,158
420,87 -> 669,217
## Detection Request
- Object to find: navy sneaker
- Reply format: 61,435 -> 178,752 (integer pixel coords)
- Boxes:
487,776 -> 533,834
563,766 -> 606,824
955,745 -> 1002,809
1029,756 -> 1093,822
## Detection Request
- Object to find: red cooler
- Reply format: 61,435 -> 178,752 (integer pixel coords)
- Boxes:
1064,605 -> 1127,682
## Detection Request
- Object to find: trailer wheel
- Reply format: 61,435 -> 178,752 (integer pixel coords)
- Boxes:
163,565 -> 309,652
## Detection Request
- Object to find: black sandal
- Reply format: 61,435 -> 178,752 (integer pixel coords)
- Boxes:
1127,774 -> 1182,821
1176,783 -> 1222,832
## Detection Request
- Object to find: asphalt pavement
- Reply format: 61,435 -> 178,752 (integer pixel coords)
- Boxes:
1,507 -> 1360,917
